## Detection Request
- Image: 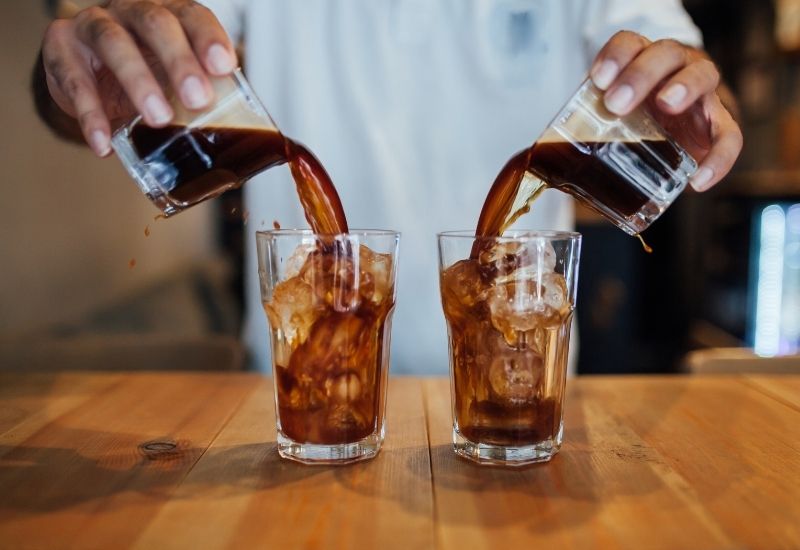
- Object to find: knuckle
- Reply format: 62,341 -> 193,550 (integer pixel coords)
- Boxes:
168,0 -> 208,19
42,51 -> 69,87
119,68 -> 151,89
611,30 -> 639,44
75,6 -> 107,26
170,53 -> 201,74
620,67 -> 650,90
605,31 -> 649,59
83,17 -> 124,46
696,59 -> 720,84
654,39 -> 687,62
654,38 -> 680,50
41,42 -> 63,71
44,19 -> 69,44
129,2 -> 174,33
61,75 -> 86,100
78,110 -> 103,127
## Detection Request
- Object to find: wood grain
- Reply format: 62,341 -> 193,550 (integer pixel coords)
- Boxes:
423,376 -> 800,550
0,373 -> 122,454
133,377 -> 434,550
0,372 -> 255,549
0,373 -> 799,549
745,375 -> 800,410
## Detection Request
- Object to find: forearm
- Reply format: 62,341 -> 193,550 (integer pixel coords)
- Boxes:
31,49 -> 85,146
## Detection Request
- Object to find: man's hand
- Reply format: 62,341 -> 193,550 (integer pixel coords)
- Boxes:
590,31 -> 742,192
41,0 -> 238,156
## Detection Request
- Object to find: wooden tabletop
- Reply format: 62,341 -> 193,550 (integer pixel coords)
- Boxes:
1,372 -> 799,549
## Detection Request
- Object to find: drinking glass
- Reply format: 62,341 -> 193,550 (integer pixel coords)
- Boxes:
527,78 -> 698,235
257,229 -> 400,464
438,230 -> 581,465
111,68 -> 280,216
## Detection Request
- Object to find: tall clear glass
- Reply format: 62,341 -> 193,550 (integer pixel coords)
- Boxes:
111,68 -> 281,217
438,231 -> 581,465
257,229 -> 400,464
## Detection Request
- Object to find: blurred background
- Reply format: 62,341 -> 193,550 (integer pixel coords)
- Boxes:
0,0 -> 798,373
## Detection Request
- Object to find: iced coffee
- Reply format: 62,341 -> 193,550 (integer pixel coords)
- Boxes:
258,230 -> 399,464
439,231 -> 581,465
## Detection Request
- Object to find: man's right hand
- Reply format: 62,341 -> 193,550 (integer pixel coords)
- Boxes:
41,0 -> 238,156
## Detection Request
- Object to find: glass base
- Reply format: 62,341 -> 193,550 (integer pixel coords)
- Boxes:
277,428 -> 383,465
452,422 -> 563,466
617,150 -> 697,236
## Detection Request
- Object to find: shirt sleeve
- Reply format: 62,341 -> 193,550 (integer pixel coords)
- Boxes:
198,0 -> 246,45
582,0 -> 703,59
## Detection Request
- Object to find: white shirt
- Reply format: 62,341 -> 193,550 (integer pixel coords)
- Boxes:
201,0 -> 702,374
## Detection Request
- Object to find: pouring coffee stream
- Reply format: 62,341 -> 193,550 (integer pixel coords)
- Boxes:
472,140 -> 660,257
128,124 -> 349,235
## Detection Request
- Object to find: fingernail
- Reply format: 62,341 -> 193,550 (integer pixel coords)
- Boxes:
691,167 -> 715,191
144,94 -> 173,125
90,130 -> 110,156
181,75 -> 211,109
591,60 -> 619,90
207,43 -> 236,74
605,84 -> 634,115
659,83 -> 688,109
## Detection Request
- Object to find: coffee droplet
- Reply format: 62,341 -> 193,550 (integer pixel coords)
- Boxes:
153,214 -> 167,222
144,225 -> 151,237
636,234 -> 653,254
129,258 -> 137,269
273,220 -> 281,230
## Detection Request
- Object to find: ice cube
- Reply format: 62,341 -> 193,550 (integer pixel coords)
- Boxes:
325,371 -> 362,402
533,240 -> 557,272
479,239 -> 558,281
487,272 -> 570,345
540,272 -> 569,312
441,260 -> 489,311
487,280 -> 541,344
301,249 -> 360,312
264,277 -> 321,347
488,346 -> 543,404
285,241 -> 316,278
358,245 -> 393,305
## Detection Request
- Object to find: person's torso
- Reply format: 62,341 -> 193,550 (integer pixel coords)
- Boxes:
240,1 -> 596,373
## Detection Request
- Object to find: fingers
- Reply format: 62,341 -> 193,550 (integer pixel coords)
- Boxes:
603,39 -> 694,116
691,95 -> 743,192
655,59 -> 720,115
43,19 -> 111,156
165,0 -> 238,75
591,32 -> 723,119
115,1 -> 212,109
74,6 -> 174,126
590,31 -> 651,90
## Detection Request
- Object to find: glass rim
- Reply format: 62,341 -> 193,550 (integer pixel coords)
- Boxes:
437,230 -> 581,241
256,228 -> 401,239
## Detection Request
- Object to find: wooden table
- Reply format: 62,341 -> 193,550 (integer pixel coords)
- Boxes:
1,373 -> 799,549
